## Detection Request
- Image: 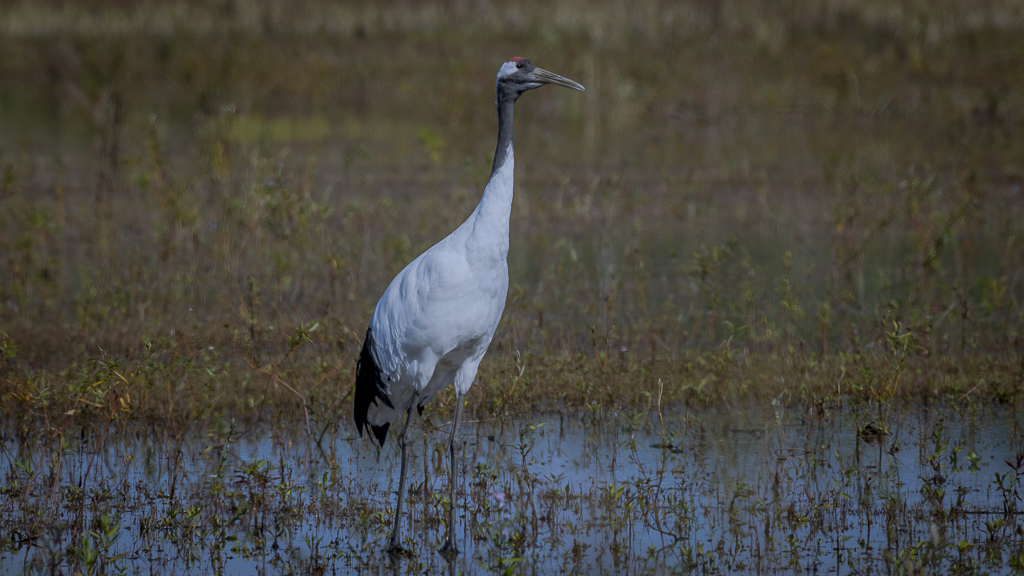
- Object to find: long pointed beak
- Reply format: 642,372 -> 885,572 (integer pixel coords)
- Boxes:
530,67 -> 585,91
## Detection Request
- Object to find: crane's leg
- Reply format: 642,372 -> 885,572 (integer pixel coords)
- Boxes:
439,391 -> 466,557
387,390 -> 419,554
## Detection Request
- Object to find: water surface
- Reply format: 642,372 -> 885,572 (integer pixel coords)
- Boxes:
3,402 -> 1022,574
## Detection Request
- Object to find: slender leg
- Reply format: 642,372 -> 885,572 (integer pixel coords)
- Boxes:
387,391 -> 419,554
439,392 -> 466,557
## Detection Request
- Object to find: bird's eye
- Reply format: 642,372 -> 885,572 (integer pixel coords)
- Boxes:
516,63 -> 523,69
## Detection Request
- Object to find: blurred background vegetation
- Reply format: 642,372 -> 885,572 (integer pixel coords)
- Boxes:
0,0 -> 1022,425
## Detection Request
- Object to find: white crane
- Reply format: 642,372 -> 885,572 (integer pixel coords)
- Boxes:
353,57 -> 584,555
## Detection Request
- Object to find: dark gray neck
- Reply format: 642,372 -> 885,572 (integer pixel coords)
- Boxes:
489,98 -> 516,177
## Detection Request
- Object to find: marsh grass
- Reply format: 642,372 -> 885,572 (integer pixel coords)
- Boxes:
1,0 -> 1023,572
2,399 -> 1023,574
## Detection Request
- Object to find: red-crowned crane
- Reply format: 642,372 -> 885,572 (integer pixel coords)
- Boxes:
353,57 -> 584,555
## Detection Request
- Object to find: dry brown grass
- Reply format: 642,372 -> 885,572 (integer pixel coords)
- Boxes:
0,0 -> 1022,430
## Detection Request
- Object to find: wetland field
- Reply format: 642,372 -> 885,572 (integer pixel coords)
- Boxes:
1,0 -> 1024,573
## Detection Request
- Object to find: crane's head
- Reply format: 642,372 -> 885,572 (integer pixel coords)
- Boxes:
496,57 -> 585,102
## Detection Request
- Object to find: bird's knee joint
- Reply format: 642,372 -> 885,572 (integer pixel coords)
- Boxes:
402,427 -> 416,447
450,435 -> 463,453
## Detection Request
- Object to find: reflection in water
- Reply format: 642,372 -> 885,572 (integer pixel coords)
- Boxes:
2,403 -> 1021,574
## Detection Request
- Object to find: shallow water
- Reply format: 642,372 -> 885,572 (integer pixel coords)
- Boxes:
2,402 -> 1022,574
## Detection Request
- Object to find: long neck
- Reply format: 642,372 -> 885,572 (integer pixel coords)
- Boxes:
468,98 -> 516,238
490,98 -> 516,178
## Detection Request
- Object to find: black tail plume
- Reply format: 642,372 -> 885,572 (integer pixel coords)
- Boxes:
353,327 -> 394,446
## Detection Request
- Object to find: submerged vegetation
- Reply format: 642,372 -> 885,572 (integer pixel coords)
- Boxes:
1,0 -> 1023,573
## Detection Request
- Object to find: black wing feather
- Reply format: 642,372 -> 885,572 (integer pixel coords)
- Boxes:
353,327 -> 394,446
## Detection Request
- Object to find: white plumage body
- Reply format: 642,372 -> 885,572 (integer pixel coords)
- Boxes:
364,143 -> 515,428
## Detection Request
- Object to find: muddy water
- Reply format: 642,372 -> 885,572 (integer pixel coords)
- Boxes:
2,403 -> 1021,574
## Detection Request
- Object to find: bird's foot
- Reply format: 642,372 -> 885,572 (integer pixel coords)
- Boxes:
438,539 -> 459,559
